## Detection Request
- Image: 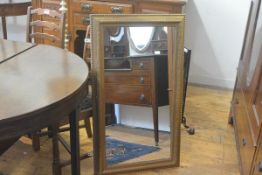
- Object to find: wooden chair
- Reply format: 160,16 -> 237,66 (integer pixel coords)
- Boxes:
26,7 -> 93,152
51,25 -> 94,174
26,6 -> 65,48
83,25 -> 92,68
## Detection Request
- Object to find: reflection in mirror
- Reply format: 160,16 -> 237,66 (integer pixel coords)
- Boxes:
91,14 -> 184,175
104,25 -> 170,167
109,27 -> 125,43
128,27 -> 155,52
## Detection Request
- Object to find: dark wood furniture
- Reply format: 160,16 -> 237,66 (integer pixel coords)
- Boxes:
105,55 -> 168,145
0,39 -> 35,156
229,0 -> 262,174
0,0 -> 31,39
69,0 -> 185,56
26,7 -> 94,154
0,39 -> 89,175
32,0 -> 186,126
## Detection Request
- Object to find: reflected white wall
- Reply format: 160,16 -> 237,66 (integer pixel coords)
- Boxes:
120,105 -> 170,132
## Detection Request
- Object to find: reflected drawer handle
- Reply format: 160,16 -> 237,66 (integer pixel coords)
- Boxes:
139,62 -> 144,68
111,6 -> 123,13
82,17 -> 90,25
140,77 -> 144,84
81,3 -> 92,12
258,161 -> 262,172
139,94 -> 145,101
242,138 -> 247,146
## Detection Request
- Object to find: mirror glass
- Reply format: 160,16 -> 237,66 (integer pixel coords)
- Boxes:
128,27 -> 155,52
91,14 -> 184,175
104,25 -> 170,166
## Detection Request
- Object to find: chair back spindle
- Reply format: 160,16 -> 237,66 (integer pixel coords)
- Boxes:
83,25 -> 92,69
26,6 -> 65,48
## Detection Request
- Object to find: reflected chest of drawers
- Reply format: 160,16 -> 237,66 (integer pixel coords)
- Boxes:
105,55 -> 169,144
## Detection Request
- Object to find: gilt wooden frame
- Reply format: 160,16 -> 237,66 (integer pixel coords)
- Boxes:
91,14 -> 185,175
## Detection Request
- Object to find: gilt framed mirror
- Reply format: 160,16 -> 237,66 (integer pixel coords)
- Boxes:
91,14 -> 185,175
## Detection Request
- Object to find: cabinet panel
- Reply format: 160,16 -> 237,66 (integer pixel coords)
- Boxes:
234,89 -> 256,175
240,0 -> 262,144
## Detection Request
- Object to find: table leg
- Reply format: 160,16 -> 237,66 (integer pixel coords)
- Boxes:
52,124 -> 61,175
152,105 -> 159,146
1,16 -> 7,39
69,109 -> 80,175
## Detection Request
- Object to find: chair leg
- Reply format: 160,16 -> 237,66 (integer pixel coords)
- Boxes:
84,117 -> 92,138
32,133 -> 40,151
52,124 -> 62,175
1,16 -> 7,39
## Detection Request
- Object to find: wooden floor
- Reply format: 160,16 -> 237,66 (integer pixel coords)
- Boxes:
0,85 -> 240,175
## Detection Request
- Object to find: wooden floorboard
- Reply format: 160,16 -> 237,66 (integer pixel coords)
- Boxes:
0,85 -> 239,175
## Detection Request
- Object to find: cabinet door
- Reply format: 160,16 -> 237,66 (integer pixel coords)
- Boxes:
234,80 -> 256,175
241,0 -> 262,143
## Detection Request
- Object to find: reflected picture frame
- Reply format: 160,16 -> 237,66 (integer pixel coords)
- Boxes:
91,14 -> 185,175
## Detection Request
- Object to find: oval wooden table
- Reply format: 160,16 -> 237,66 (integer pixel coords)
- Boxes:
0,40 -> 89,175
0,0 -> 31,39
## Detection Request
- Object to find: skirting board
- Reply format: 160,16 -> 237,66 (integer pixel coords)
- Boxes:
188,74 -> 235,89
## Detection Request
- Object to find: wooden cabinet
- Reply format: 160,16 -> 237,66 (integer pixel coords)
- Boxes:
230,0 -> 262,174
69,0 -> 133,55
233,84 -> 256,175
32,0 -> 185,54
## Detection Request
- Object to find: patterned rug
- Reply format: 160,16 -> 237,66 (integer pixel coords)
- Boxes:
106,137 -> 160,165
